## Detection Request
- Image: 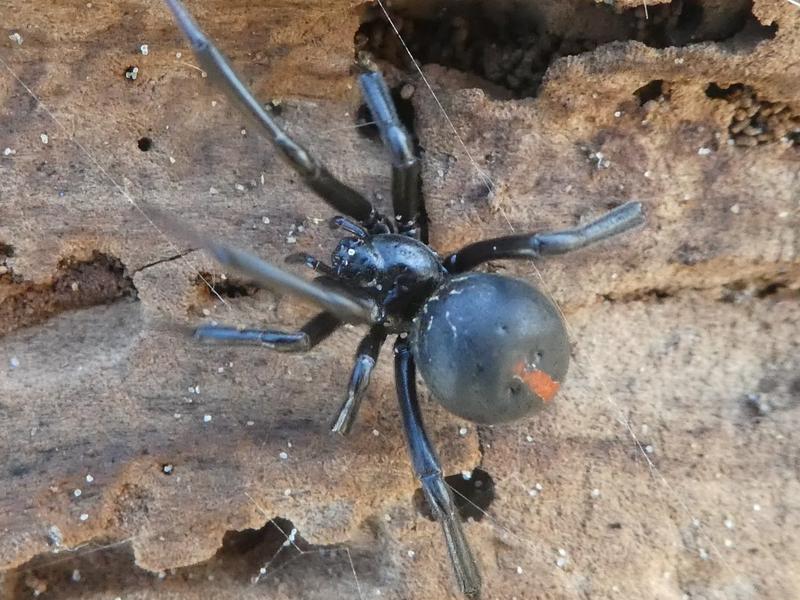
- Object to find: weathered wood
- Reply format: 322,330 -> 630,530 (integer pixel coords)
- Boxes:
1,0 -> 798,598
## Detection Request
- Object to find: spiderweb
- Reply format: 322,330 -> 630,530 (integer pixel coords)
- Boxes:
1,0 -> 796,598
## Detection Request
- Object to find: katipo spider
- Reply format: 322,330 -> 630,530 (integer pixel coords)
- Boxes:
163,0 -> 645,596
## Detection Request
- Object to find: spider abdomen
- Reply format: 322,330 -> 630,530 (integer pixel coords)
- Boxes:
411,273 -> 569,424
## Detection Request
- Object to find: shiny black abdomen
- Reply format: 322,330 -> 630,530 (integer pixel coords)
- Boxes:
410,273 -> 570,424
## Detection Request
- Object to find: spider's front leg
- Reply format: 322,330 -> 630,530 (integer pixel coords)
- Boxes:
285,252 -> 335,277
164,0 -> 384,229
201,240 -> 376,324
394,338 -> 481,598
144,200 -> 377,323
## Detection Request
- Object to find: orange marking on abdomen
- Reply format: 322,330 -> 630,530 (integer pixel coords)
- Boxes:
512,360 -> 560,402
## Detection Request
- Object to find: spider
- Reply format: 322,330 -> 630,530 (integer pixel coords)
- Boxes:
163,1 -> 645,597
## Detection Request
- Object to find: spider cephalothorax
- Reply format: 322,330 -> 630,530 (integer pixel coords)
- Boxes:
164,1 -> 645,597
331,229 -> 446,330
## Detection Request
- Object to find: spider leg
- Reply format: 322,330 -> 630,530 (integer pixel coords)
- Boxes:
394,338 -> 481,599
194,312 -> 339,352
358,72 -> 421,236
331,327 -> 387,435
164,0 -> 381,227
330,215 -> 369,239
204,241 -> 377,323
285,253 -> 334,277
143,200 -> 376,322
444,201 -> 645,273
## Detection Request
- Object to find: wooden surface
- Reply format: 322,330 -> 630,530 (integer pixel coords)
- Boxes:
1,0 -> 799,598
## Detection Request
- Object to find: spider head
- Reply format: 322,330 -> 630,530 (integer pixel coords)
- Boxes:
331,237 -> 381,283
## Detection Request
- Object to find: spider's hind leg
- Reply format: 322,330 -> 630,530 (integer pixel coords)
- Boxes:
194,312 -> 339,353
394,338 -> 482,598
444,201 -> 645,273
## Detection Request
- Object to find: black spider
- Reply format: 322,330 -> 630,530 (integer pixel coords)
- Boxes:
163,1 -> 645,597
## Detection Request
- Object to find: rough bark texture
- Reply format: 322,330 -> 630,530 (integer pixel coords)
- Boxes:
1,0 -> 798,598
